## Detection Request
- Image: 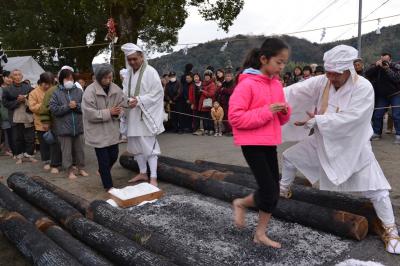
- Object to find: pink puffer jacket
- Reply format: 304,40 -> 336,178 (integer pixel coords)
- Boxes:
229,73 -> 291,146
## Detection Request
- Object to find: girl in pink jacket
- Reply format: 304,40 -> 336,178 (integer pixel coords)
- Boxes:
229,37 -> 291,249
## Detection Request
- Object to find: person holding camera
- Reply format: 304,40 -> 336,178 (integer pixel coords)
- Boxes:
366,52 -> 400,144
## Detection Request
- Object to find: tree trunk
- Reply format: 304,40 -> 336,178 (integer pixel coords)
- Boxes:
119,157 -> 369,240
65,216 -> 174,266
88,200 -> 226,266
31,176 -> 90,215
0,182 -> 54,231
7,173 -> 83,226
121,154 -> 381,234
0,207 -> 81,266
8,173 -> 175,266
0,182 -> 113,265
44,225 -> 113,266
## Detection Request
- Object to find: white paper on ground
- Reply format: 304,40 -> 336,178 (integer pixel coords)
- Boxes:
108,183 -> 160,200
335,259 -> 385,266
106,199 -> 119,207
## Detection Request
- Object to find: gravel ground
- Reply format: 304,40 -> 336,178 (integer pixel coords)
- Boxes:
0,133 -> 399,266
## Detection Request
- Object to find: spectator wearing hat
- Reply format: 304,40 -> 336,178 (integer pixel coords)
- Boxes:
165,71 -> 184,133
198,70 -> 216,135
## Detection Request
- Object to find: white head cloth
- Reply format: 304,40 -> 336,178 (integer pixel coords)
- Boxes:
121,43 -> 143,57
323,45 -> 358,75
61,65 -> 74,72
121,43 -> 146,71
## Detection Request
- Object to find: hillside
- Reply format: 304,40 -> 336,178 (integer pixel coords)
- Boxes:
149,24 -> 400,75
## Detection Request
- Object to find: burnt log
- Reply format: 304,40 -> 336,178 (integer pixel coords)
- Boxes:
8,173 -> 175,266
31,176 -> 90,215
121,154 -> 380,234
0,207 -> 81,266
119,158 -> 368,240
0,182 -> 112,266
44,225 -> 113,266
88,200 -> 226,266
0,182 -> 54,231
7,173 -> 83,226
65,216 -> 174,266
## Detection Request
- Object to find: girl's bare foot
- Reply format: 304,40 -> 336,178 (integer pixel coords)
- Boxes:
233,199 -> 246,228
150,178 -> 158,187
43,164 -> 51,171
79,170 -> 89,177
16,159 -> 22,164
254,234 -> 282,249
128,173 -> 148,183
68,172 -> 78,180
50,168 -> 59,174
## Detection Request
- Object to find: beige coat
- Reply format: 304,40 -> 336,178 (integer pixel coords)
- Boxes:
82,81 -> 126,148
28,85 -> 46,131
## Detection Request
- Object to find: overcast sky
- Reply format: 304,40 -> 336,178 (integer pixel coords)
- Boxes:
94,0 -> 400,63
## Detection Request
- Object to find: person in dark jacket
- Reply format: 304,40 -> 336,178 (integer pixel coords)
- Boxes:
165,71 -> 184,133
0,70 -> 14,157
49,69 -> 88,179
219,70 -> 235,135
365,52 -> 400,143
2,69 -> 36,164
180,64 -> 194,132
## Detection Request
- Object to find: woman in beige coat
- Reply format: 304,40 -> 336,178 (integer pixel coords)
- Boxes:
82,64 -> 125,190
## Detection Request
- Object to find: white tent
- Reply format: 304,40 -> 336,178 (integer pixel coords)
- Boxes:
3,56 -> 45,86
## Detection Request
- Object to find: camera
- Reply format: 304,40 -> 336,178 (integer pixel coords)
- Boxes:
382,61 -> 390,67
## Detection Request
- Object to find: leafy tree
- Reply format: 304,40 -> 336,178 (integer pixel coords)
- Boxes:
0,0 -> 244,73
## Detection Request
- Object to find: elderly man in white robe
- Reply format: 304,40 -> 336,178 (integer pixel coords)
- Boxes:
121,43 -> 165,187
280,45 -> 399,254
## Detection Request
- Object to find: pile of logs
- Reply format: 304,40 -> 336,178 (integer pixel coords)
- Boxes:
0,154 -> 385,264
119,153 -> 384,239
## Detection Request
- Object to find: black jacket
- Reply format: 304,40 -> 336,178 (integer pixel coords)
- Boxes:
365,62 -> 400,97
1,82 -> 33,125
165,81 -> 183,103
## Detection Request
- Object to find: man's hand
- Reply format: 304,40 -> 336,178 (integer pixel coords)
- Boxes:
294,111 -> 315,126
42,124 -> 50,131
128,97 -> 138,108
17,95 -> 26,103
110,106 -> 122,116
269,103 -> 287,113
376,60 -> 383,67
69,100 -> 77,109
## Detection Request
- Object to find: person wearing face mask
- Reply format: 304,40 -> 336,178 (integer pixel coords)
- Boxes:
219,70 -> 236,136
2,69 -> 36,164
165,71 -> 184,133
28,72 -> 55,171
49,69 -> 88,179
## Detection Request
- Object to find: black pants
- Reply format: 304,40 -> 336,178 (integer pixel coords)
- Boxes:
12,124 -> 35,157
183,102 -> 193,131
37,131 -> 51,162
170,102 -> 185,131
95,144 -> 119,189
241,145 -> 280,213
198,111 -> 213,131
49,139 -> 62,167
2,128 -> 15,155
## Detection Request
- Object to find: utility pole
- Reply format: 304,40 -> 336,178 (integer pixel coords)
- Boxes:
357,0 -> 363,58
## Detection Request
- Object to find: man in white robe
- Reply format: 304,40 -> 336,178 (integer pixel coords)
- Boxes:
281,45 -> 399,254
121,43 -> 165,187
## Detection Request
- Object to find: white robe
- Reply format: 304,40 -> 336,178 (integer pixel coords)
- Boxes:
123,63 -> 165,156
282,75 -> 391,192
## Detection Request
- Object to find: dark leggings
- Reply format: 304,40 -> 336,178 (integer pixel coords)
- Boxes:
241,145 -> 280,213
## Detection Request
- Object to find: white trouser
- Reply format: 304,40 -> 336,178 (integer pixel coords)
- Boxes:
135,154 -> 158,179
281,156 -> 396,227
